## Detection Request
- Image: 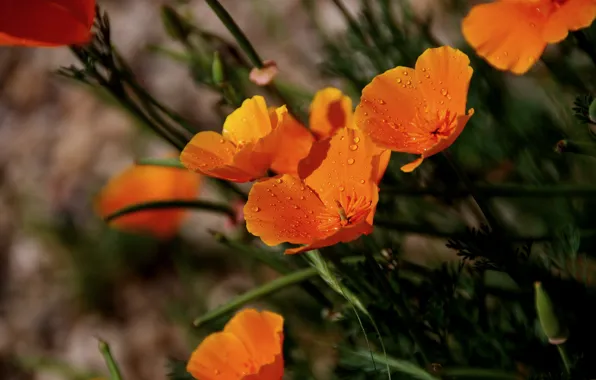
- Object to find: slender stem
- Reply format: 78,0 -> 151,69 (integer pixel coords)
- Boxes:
135,157 -> 185,169
98,339 -> 124,380
381,183 -> 596,198
440,367 -> 521,379
193,267 -> 318,326
104,199 -> 236,222
204,0 -> 263,68
557,344 -> 572,374
442,150 -> 500,231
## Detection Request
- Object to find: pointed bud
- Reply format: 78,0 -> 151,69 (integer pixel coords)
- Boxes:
161,5 -> 191,41
212,51 -> 225,86
534,282 -> 567,344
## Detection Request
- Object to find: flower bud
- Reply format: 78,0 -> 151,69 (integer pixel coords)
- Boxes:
212,51 -> 225,86
534,282 -> 567,344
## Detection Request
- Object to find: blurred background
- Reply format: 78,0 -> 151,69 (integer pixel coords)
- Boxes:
2,0 -> 596,379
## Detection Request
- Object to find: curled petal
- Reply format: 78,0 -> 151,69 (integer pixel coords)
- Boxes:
400,157 -> 425,173
462,1 -> 547,74
310,87 -> 353,139
0,0 -> 95,46
286,220 -> 373,254
244,175 -> 328,247
95,164 -> 200,239
181,131 -> 262,182
543,0 -> 596,43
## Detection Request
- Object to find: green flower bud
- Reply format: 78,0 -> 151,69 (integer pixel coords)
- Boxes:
534,282 -> 567,344
212,52 -> 225,86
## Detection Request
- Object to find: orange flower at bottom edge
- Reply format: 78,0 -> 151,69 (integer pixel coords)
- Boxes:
0,0 -> 95,46
244,127 -> 382,254
187,309 -> 284,380
462,0 -> 596,74
95,164 -> 201,239
355,46 -> 474,173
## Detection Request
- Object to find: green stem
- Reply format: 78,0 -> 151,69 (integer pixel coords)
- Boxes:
104,199 -> 236,222
442,150 -> 501,231
342,349 -> 437,380
211,178 -> 249,201
204,0 -> 264,68
135,157 -> 185,169
16,356 -> 102,380
440,367 -> 521,379
193,267 -> 317,326
98,339 -> 124,380
557,344 -> 572,374
381,183 -> 596,198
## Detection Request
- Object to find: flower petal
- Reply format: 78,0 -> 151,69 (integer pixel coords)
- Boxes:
95,164 -> 200,239
422,110 -> 475,158
286,221 -> 373,254
355,67 -> 425,152
400,157 -> 424,173
298,128 -> 380,210
543,0 -> 596,43
462,1 -> 547,74
187,332 -> 254,380
372,149 -> 391,184
224,309 -> 284,369
0,0 -> 95,46
244,174 -> 328,247
309,87 -> 353,139
222,96 -> 273,146
414,46 -> 473,116
269,111 -> 315,176
181,131 -> 261,182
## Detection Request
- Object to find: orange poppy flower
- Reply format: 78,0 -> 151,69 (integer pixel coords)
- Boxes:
309,87 -> 353,139
462,0 -> 596,74
0,0 -> 95,47
354,46 -> 474,173
244,127 -> 382,254
95,164 -> 201,239
181,96 -> 312,182
187,308 -> 284,380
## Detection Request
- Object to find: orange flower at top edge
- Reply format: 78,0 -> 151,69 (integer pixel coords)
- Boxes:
354,46 -> 474,173
462,0 -> 596,74
0,0 -> 95,46
187,308 -> 284,380
95,164 -> 200,239
244,127 -> 382,254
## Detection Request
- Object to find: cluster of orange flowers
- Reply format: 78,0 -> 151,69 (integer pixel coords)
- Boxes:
3,1 -> 596,379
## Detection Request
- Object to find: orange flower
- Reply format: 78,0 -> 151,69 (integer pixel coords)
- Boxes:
0,0 -> 95,46
354,46 -> 474,173
244,127 -> 382,254
181,96 -> 313,182
95,164 -> 200,239
187,308 -> 284,380
462,0 -> 596,74
309,87 -> 353,139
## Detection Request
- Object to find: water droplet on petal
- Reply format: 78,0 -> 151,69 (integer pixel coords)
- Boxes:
339,186 -> 345,192
397,78 -> 402,83
440,88 -> 448,96
276,178 -> 283,184
378,99 -> 386,105
349,144 -> 358,151
286,196 -> 292,200
353,137 -> 360,143
403,71 -> 408,76
252,206 -> 260,212
360,179 -> 366,184
425,74 -> 430,78
347,158 -> 355,165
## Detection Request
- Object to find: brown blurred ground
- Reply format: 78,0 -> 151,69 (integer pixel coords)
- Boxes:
0,0 -> 438,379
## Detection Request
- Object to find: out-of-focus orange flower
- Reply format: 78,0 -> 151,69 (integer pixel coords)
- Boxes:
95,164 -> 200,239
181,96 -> 310,182
462,0 -> 596,74
355,46 -> 474,173
187,308 -> 284,380
244,127 -> 382,254
0,0 -> 95,47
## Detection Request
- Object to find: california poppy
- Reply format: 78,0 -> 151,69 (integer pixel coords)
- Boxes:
354,46 -> 474,173
0,0 -> 95,46
181,96 -> 308,182
462,0 -> 596,74
187,308 -> 284,380
309,87 -> 354,140
95,163 -> 201,239
244,127 -> 382,254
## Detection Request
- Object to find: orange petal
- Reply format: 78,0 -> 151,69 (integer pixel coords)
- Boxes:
414,46 -> 473,116
423,110 -> 475,158
269,112 -> 315,176
222,96 -> 273,146
187,332 -> 254,380
95,164 -> 200,239
224,309 -> 284,369
244,174 -> 328,247
543,0 -> 596,43
309,87 -> 353,140
298,127 -> 380,210
181,131 -> 263,182
354,67 -> 425,153
372,149 -> 391,184
400,157 -> 424,173
286,220 -> 373,254
0,0 -> 95,46
462,1 -> 547,74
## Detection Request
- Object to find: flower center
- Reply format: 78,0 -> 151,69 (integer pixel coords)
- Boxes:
317,195 -> 373,233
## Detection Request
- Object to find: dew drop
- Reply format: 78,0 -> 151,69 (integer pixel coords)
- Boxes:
378,99 -> 386,105
422,67 -> 427,72
440,100 -> 445,105
425,74 -> 430,79
353,137 -> 360,143
219,138 -> 225,144
292,205 -> 299,209
440,88 -> 448,96
339,186 -> 345,192
406,80 -> 411,85
503,51 -> 509,57
446,94 -> 452,100
403,71 -> 409,76
397,78 -> 402,83
530,22 -> 536,27
300,196 -> 305,200
349,144 -> 358,151
360,179 -> 366,184
252,206 -> 260,212
286,196 -> 292,200
276,178 -> 283,184
347,158 -> 355,165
